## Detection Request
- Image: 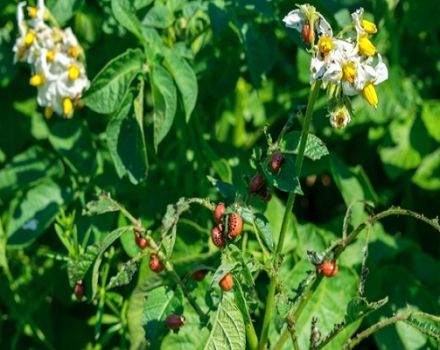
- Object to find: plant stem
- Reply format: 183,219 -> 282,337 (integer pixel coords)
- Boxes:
258,81 -> 322,350
274,207 -> 440,349
103,194 -> 211,324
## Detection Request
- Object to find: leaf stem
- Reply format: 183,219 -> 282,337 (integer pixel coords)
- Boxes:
258,81 -> 322,350
274,207 -> 440,349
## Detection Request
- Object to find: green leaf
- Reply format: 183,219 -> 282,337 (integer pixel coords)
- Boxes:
345,297 -> 388,323
90,226 -> 131,297
280,132 -> 329,161
107,260 -> 139,289
112,0 -> 143,40
380,116 -> 433,179
405,314 -> 440,342
151,64 -> 177,150
421,101 -> 440,142
106,92 -> 149,184
48,118 -> 97,175
204,293 -> 245,350
46,0 -> 81,25
164,52 -> 198,122
242,22 -> 277,86
207,176 -> 236,201
253,213 -> 274,251
67,226 -> 130,287
0,146 -> 63,196
83,193 -> 120,216
6,180 -> 71,247
142,286 -> 183,345
261,154 -> 302,194
142,3 -> 174,29
82,49 -> 144,114
412,149 -> 440,190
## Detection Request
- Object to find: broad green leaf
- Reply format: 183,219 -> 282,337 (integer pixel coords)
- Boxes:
204,293 -> 245,350
7,180 -> 71,247
345,297 -> 388,323
261,154 -> 302,194
82,49 -> 144,114
330,154 -> 378,225
112,0 -> 143,40
142,286 -> 183,346
380,116 -> 433,179
107,260 -> 139,289
83,193 -> 120,216
412,149 -> 440,190
152,64 -> 177,150
0,146 -> 63,196
405,314 -> 440,342
46,0 -> 81,25
421,101 -> 440,142
48,118 -> 97,175
280,131 -> 329,161
242,22 -> 277,86
142,3 -> 174,29
164,52 -> 198,122
106,92 -> 149,184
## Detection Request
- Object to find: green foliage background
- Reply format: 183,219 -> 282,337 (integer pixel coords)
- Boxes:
0,0 -> 439,349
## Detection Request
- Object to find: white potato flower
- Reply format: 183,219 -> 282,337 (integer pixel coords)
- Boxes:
13,0 -> 89,118
284,4 -> 388,128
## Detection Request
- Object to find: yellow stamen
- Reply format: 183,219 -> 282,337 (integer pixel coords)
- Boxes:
44,107 -> 54,119
68,46 -> 80,58
362,83 -> 378,108
29,74 -> 45,87
342,62 -> 356,83
52,29 -> 63,43
359,36 -> 376,56
27,6 -> 38,18
63,98 -> 74,117
361,19 -> 377,34
46,50 -> 56,63
318,35 -> 334,56
24,31 -> 36,46
68,65 -> 80,80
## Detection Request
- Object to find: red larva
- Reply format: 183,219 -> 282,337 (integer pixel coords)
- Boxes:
316,260 -> 338,277
219,273 -> 234,291
192,269 -> 208,282
165,314 -> 185,331
211,225 -> 226,248
213,202 -> 226,224
227,213 -> 243,239
249,173 -> 265,193
270,152 -> 284,173
74,280 -> 84,299
149,254 -> 165,273
302,21 -> 314,45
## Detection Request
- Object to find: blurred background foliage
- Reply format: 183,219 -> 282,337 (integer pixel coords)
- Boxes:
0,0 -> 439,349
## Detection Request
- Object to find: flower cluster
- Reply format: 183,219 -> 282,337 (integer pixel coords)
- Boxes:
283,5 -> 388,129
13,0 -> 89,118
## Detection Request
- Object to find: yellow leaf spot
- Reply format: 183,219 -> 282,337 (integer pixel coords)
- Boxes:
362,83 -> 378,108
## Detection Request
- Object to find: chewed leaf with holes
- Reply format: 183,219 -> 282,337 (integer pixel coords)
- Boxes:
204,293 -> 245,350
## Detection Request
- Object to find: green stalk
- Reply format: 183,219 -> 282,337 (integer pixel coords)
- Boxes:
258,81 -> 322,350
